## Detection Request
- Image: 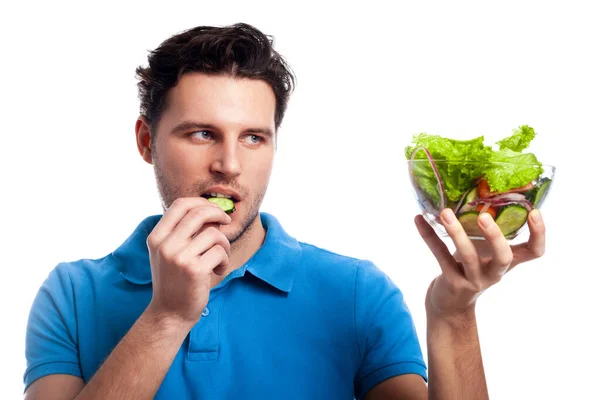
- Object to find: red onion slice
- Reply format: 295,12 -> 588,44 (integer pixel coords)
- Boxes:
470,192 -> 527,204
454,189 -> 469,214
410,146 -> 446,211
468,198 -> 533,211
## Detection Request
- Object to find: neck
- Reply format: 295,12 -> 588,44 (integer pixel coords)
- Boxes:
211,214 -> 266,287
230,215 -> 266,269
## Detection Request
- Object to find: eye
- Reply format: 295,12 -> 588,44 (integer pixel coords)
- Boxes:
190,130 -> 213,141
244,134 -> 262,145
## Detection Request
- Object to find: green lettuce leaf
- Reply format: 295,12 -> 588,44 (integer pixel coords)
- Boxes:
485,149 -> 543,192
405,134 -> 492,202
496,125 -> 536,152
405,126 -> 545,204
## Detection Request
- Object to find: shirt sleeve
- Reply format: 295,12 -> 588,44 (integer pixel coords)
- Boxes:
24,264 -> 82,392
353,260 -> 428,399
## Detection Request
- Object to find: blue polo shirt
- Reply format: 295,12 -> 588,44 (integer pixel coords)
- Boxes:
24,212 -> 427,399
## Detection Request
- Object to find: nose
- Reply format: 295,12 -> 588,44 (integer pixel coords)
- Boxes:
209,139 -> 242,178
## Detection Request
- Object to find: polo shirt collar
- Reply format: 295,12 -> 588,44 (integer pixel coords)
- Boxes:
114,212 -> 301,293
244,213 -> 301,293
113,214 -> 160,285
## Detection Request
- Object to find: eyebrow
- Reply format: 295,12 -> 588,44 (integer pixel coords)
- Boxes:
171,120 -> 274,138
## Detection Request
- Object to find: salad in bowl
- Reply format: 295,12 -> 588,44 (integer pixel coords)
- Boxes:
406,125 -> 555,240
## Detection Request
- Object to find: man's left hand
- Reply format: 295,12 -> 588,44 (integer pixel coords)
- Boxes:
415,208 -> 546,320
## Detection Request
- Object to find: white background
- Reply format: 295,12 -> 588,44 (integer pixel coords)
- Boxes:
1,0 -> 598,398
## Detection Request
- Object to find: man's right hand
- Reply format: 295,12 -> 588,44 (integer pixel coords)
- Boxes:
145,197 -> 232,327
25,197 -> 233,400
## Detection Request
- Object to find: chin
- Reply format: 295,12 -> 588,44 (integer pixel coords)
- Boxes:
218,213 -> 241,241
224,226 -> 247,244
223,207 -> 259,244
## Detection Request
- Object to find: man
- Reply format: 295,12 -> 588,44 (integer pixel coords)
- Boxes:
23,23 -> 546,400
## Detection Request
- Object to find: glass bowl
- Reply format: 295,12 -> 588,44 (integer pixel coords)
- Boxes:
407,159 -> 556,240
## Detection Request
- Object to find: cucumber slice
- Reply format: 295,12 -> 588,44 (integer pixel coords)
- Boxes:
465,187 -> 479,204
533,179 -> 551,208
458,187 -> 479,213
458,212 -> 483,236
495,205 -> 528,236
207,197 -> 236,214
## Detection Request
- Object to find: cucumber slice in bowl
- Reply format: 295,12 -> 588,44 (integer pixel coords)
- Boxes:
457,212 -> 483,237
495,205 -> 528,237
207,197 -> 236,214
457,187 -> 479,213
458,204 -> 529,239
465,186 -> 479,204
533,179 -> 551,208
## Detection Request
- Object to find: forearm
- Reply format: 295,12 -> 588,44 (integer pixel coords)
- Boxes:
426,308 -> 488,400
75,308 -> 192,400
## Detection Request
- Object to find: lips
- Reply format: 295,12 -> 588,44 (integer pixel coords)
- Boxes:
200,187 -> 241,203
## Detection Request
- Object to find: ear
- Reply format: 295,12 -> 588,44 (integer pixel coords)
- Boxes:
135,116 -> 153,164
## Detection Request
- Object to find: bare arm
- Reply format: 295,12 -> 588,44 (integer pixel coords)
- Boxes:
25,309 -> 192,400
25,375 -> 84,400
363,374 -> 427,400
418,209 -> 544,399
364,209 -> 545,399
426,309 -> 487,400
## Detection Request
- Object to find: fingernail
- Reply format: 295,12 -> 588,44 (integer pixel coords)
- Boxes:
479,212 -> 494,228
530,210 -> 542,224
441,210 -> 456,225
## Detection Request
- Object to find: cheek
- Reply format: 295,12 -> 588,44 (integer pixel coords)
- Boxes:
245,154 -> 274,188
255,156 -> 274,178
160,144 -> 209,178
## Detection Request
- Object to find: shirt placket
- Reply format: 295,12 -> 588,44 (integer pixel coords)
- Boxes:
187,265 -> 249,362
188,292 -> 223,362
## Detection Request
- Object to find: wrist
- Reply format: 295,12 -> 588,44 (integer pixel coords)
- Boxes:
142,304 -> 197,336
427,306 -> 477,333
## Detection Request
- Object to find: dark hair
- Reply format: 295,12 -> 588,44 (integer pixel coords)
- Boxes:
135,23 -> 296,133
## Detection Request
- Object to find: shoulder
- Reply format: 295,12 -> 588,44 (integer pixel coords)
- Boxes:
296,241 -> 393,291
294,242 -> 407,316
27,254 -> 117,337
298,241 -> 363,265
39,253 -> 121,297
298,241 -> 391,276
298,241 -> 366,272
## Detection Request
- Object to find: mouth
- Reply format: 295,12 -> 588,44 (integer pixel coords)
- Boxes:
200,190 -> 241,204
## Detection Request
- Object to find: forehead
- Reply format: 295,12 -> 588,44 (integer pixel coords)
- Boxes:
159,72 -> 276,132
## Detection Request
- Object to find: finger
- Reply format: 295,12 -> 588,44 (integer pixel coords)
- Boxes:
439,208 -> 480,282
510,209 -> 546,269
414,214 -> 462,279
182,224 -> 231,260
477,212 -> 513,276
198,244 -> 229,276
149,197 -> 221,245
166,206 -> 231,247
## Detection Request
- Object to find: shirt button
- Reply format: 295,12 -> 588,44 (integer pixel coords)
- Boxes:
202,308 -> 210,317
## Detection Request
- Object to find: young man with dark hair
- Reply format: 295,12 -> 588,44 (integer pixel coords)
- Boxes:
24,23 -> 546,400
